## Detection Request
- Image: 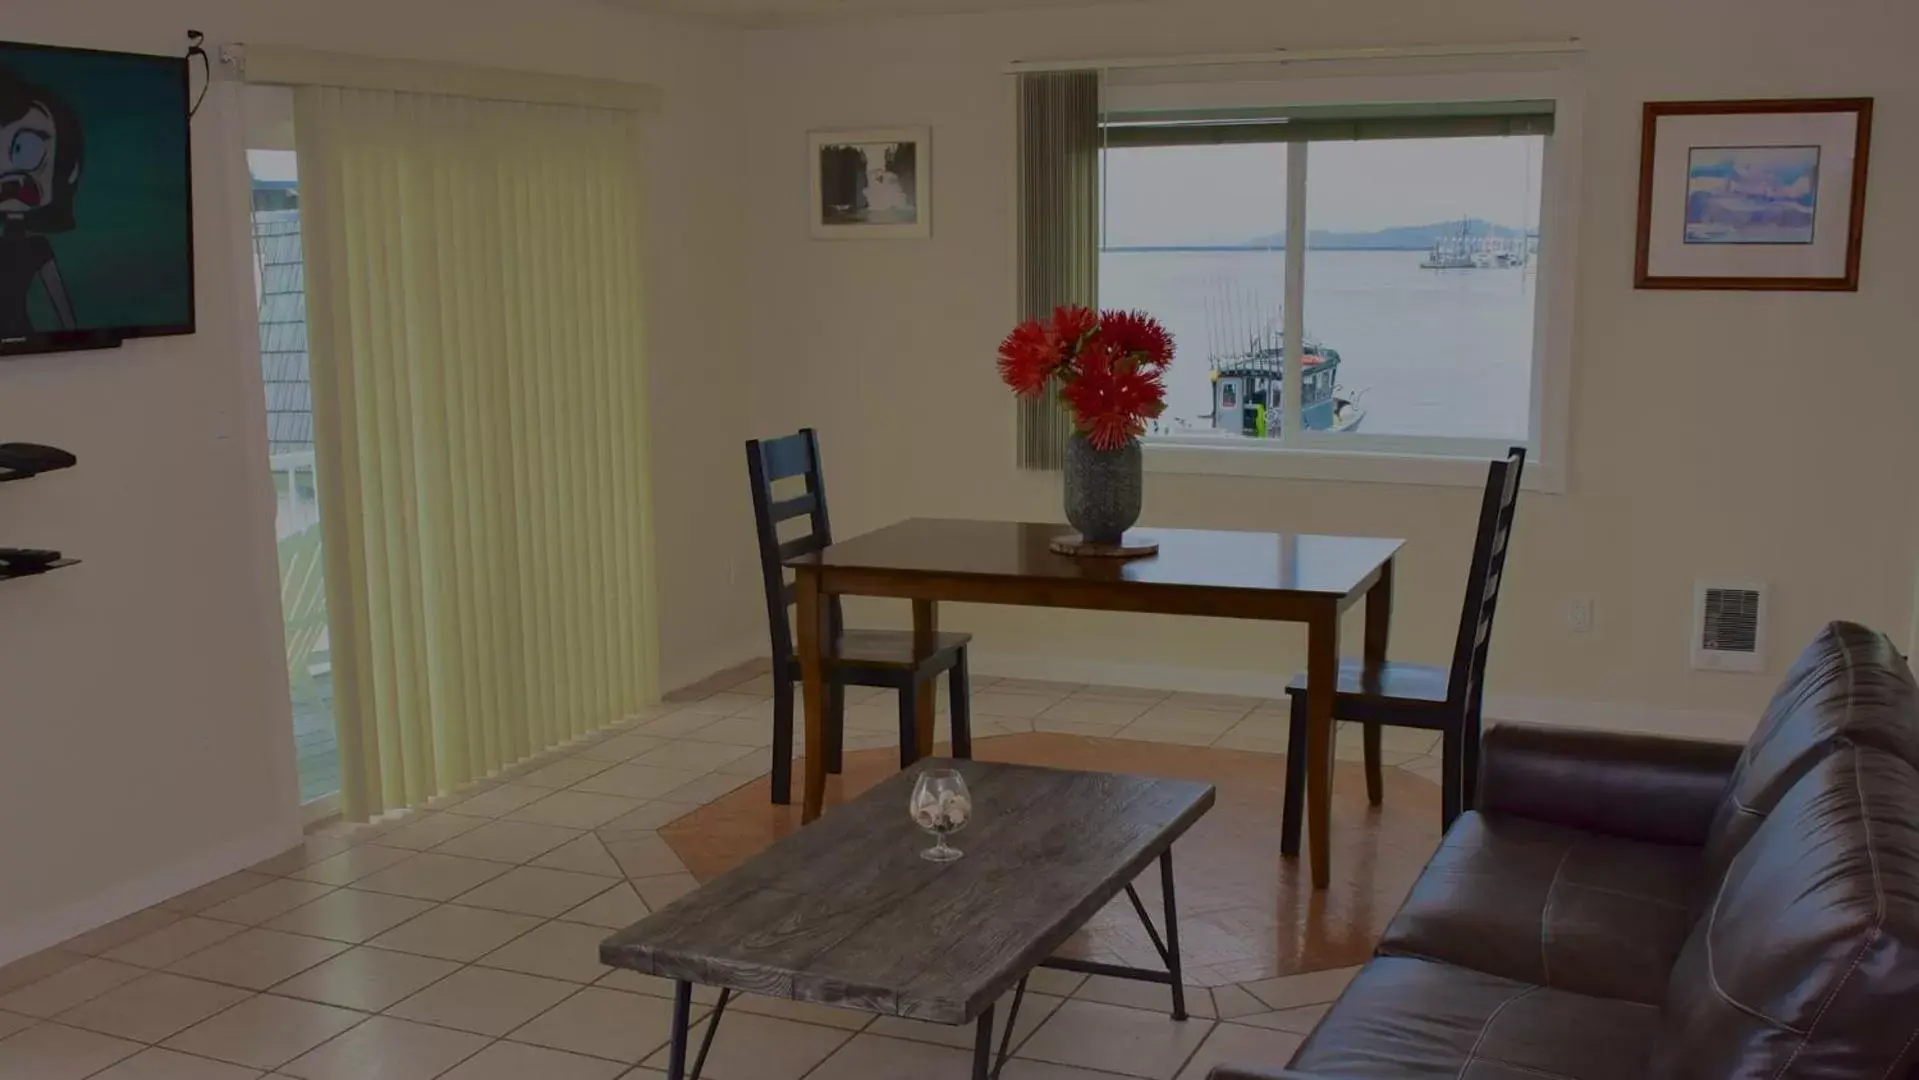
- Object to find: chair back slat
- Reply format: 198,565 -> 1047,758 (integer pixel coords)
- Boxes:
1447,446 -> 1527,711
746,429 -> 841,668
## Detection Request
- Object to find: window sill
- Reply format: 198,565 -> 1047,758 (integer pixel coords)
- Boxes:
1144,439 -> 1564,493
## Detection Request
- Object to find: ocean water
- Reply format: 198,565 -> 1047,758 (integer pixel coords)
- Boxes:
1099,249 -> 1535,441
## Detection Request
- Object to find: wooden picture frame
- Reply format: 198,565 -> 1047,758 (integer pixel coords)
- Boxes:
1634,98 -> 1873,291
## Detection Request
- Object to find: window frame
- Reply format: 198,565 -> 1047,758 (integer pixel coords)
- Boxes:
1104,65 -> 1582,493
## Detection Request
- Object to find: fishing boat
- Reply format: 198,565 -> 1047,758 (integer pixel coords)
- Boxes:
1420,218 -> 1528,270
1208,333 -> 1365,437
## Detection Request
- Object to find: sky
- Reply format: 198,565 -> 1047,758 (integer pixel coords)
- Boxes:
1101,135 -> 1545,247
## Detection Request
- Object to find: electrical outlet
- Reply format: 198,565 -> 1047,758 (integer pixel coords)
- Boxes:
1568,597 -> 1595,634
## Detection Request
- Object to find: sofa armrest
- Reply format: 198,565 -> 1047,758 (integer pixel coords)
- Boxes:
1477,722 -> 1744,846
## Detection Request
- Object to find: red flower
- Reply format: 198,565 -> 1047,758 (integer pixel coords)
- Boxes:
995,306 -> 1174,448
1099,310 -> 1174,370
1060,340 -> 1166,450
996,319 -> 1060,397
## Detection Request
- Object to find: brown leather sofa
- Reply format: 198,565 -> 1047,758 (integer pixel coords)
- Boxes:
1212,621 -> 1919,1079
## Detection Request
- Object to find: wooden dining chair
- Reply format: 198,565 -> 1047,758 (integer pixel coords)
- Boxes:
746,429 -> 974,805
1279,446 -> 1526,847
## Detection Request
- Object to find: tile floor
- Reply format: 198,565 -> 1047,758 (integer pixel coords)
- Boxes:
0,665 -> 1443,1080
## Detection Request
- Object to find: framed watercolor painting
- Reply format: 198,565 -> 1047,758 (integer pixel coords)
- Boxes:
1635,99 -> 1873,291
809,127 -> 931,240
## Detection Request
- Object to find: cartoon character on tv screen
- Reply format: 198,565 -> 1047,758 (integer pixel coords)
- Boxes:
0,64 -> 82,336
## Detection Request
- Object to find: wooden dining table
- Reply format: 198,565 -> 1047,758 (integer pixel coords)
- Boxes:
785,518 -> 1403,889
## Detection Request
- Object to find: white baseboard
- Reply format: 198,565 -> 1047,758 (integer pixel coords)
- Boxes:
969,652 -> 1755,743
0,818 -> 301,968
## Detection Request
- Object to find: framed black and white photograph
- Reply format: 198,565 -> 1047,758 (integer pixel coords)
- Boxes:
809,127 -> 931,240
1635,99 -> 1873,291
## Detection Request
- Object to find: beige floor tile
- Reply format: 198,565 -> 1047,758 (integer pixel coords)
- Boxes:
1017,1000 -> 1213,1079
105,918 -> 246,969
91,1046 -> 267,1079
1127,705 -> 1248,735
807,1033 -> 971,1080
59,909 -> 183,957
55,972 -> 251,1043
158,873 -> 279,915
353,854 -> 513,902
0,1021 -> 143,1079
968,693 -> 1062,720
629,742 -> 758,775
839,704 -> 899,733
559,883 -> 649,929
1240,966 -> 1360,1011
571,764 -> 703,801
1071,976 -> 1214,1018
867,990 -> 1059,1052
368,905 -> 543,963
659,773 -> 752,806
389,966 -> 579,1036
0,948 -> 87,996
1022,969 -> 1085,997
1116,726 -> 1228,748
632,873 -> 699,909
991,678 -> 1083,696
508,986 -> 681,1063
281,1015 -> 488,1080
574,734 -> 670,763
265,889 -> 436,945
0,1011 -> 29,1040
1073,685 -> 1171,703
531,834 -> 624,877
368,812 -> 489,852
639,1010 -> 852,1080
478,920 -> 616,984
729,995 -> 872,1031
435,820 -> 586,865
596,804 -> 694,837
455,867 -> 623,918
439,784 -> 552,819
289,845 -> 416,887
636,713 -> 722,739
1207,984 -> 1267,1021
1208,725 -> 1288,755
202,880 -> 339,927
509,792 -> 648,830
1172,1022 -> 1305,1080
1000,1060 -> 1136,1080
1227,1003 -> 1328,1034
603,835 -> 686,879
1031,719 -> 1127,738
164,994 -> 365,1071
594,972 -> 720,1002
270,947 -> 460,1013
1165,692 -> 1272,713
678,693 -> 764,717
684,719 -> 777,750
440,1040 -> 627,1080
520,758 -> 620,790
166,929 -> 349,991
0,957 -> 146,1017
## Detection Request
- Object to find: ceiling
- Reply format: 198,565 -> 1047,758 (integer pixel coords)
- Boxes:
602,0 -> 1141,27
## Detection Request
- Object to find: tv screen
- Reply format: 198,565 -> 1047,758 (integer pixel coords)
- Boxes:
0,40 -> 194,356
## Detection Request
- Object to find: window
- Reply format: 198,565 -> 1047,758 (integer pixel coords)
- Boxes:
1097,68 -> 1578,490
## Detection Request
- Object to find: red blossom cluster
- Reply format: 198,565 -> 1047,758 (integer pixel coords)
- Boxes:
995,306 -> 1174,450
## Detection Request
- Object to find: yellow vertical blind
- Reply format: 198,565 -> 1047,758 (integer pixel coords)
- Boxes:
296,86 -> 658,820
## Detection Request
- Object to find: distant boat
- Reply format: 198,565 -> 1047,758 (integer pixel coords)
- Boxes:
1420,218 -> 1527,270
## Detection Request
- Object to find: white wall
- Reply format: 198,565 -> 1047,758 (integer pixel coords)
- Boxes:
0,0 -> 758,965
740,0 -> 1919,731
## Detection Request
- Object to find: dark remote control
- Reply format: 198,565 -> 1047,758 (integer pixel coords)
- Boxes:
0,443 -> 78,476
0,548 -> 62,567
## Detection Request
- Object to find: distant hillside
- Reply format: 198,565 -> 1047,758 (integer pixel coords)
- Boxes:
1105,219 -> 1533,253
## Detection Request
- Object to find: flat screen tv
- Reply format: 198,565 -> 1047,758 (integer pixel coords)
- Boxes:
0,40 -> 194,357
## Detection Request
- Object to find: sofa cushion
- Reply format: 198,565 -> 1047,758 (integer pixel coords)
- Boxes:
1702,621 -> 1919,882
1287,956 -> 1660,1080
1376,812 -> 1698,1005
1651,746 -> 1919,1079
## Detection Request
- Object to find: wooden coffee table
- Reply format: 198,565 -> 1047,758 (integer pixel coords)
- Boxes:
600,759 -> 1216,1080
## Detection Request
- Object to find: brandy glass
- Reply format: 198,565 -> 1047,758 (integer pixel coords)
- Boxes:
908,769 -> 971,863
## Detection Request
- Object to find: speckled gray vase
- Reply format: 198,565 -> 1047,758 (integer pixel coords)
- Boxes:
1064,434 -> 1143,546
